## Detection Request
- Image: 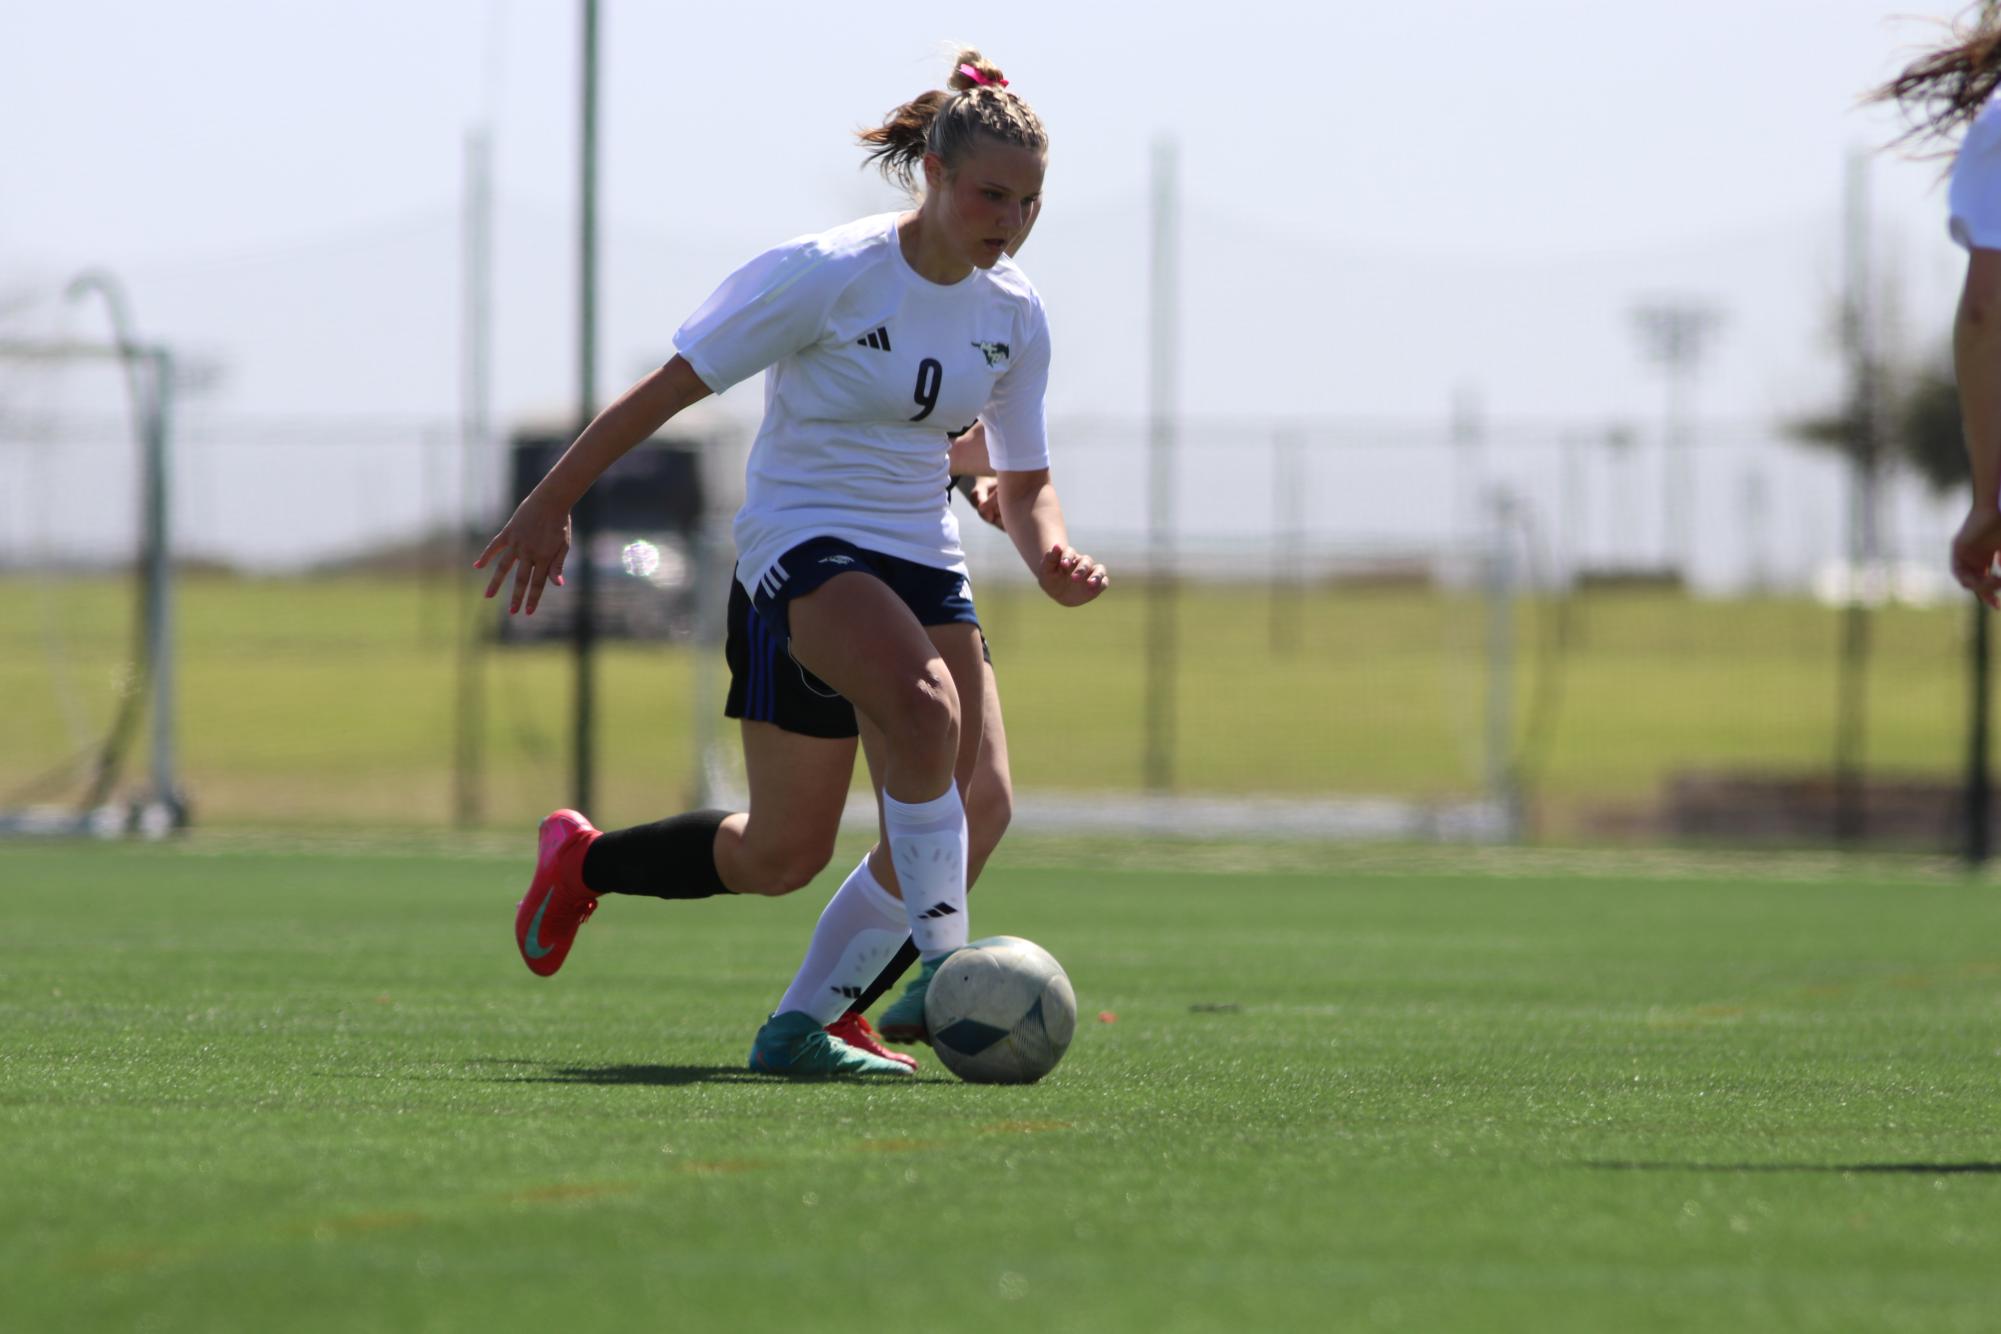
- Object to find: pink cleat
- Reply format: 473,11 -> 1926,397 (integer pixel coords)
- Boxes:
514,809 -> 601,977
826,1012 -> 919,1071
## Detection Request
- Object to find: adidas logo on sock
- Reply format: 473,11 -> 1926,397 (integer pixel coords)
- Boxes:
918,903 -> 959,920
856,325 -> 892,351
832,984 -> 864,998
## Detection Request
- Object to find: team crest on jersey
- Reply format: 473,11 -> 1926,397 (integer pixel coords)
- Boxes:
970,340 -> 1011,368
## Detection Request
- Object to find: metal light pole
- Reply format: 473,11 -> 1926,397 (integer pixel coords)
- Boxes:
1143,136 -> 1180,792
1484,488 -> 1519,835
455,127 -> 494,828
1269,428 -> 1305,655
1834,150 -> 1879,845
1630,298 -> 1722,577
571,0 -> 601,815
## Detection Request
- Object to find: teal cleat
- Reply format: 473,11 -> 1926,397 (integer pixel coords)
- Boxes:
748,1011 -> 915,1077
874,956 -> 944,1045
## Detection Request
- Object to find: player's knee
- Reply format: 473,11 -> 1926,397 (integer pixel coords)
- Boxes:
738,832 -> 837,897
881,668 -> 960,773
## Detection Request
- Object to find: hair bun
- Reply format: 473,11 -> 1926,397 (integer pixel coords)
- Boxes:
949,50 -> 1007,91
859,50 -> 1042,193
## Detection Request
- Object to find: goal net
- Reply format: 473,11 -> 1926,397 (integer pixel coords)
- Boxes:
0,295 -> 183,837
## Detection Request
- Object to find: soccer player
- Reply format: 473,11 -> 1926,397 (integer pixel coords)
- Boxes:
1878,7 -> 2001,601
476,50 -> 1106,1076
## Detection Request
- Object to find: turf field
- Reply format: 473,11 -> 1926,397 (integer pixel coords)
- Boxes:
6,836 -> 2000,1332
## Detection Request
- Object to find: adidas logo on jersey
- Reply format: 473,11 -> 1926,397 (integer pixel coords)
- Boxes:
856,326 -> 892,351
970,340 -> 1010,367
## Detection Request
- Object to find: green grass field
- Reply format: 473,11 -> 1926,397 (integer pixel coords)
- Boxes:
0,574 -> 1976,833
6,836 -> 2001,1332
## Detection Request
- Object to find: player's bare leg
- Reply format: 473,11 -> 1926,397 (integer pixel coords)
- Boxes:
713,724 -> 856,896
867,649 -> 1011,1041
748,575 -> 971,1076
808,613 -> 988,1044
777,649 -> 1012,1064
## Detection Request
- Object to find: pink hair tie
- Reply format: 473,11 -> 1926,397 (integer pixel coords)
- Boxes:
959,62 -> 1007,88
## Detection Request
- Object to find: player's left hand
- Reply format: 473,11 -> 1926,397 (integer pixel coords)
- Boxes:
948,421 -> 993,477
1037,543 -> 1108,606
971,476 -> 1004,529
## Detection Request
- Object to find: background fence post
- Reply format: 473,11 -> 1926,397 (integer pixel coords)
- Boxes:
1144,135 -> 1179,793
1968,600 -> 1992,869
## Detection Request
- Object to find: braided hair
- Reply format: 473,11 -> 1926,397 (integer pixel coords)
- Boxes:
858,49 -> 1047,193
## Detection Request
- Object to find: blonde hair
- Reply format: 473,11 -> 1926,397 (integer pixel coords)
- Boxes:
857,48 -> 1047,193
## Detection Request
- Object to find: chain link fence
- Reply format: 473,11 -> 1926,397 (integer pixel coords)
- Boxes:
0,402 -> 1979,846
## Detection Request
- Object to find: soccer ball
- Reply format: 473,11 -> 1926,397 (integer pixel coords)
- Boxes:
924,935 -> 1077,1084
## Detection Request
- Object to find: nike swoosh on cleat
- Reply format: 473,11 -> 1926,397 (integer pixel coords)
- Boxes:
523,893 -> 556,958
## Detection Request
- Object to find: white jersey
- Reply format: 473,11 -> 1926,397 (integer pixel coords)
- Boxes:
673,212 -> 1052,596
1951,98 -> 2001,249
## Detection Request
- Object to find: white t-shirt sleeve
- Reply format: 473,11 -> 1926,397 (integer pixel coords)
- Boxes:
1950,101 -> 2001,250
672,238 -> 848,394
980,294 -> 1052,472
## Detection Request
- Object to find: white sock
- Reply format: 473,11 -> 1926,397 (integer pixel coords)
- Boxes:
884,785 -> 968,959
773,855 -> 908,1025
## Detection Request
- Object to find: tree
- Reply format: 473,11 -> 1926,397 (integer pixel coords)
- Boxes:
1894,358 -> 1966,495
1788,351 -> 1962,497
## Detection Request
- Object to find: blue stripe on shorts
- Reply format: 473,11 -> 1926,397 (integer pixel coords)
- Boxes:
763,616 -> 777,722
744,612 -> 756,724
752,604 -> 773,722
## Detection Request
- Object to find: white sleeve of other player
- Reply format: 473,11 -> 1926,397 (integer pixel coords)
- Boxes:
673,239 -> 847,394
1950,100 -> 2001,250
981,297 -> 1052,472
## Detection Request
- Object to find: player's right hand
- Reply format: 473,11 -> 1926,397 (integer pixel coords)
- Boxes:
1951,504 -> 2001,608
476,498 -> 572,616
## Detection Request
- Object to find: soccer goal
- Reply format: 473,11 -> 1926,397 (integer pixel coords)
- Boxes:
0,292 -> 186,838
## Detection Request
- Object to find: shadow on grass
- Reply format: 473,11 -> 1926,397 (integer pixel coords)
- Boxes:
474,1059 -> 921,1087
1583,1161 -> 2001,1175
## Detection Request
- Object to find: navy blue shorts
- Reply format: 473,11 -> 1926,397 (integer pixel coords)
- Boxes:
747,537 -> 979,640
725,540 -> 986,740
725,576 -> 857,739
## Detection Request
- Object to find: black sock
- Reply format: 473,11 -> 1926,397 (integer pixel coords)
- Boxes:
849,936 -> 921,1016
580,809 -> 732,899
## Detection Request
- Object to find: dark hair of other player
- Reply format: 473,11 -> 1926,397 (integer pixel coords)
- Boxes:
1874,4 -> 2001,149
